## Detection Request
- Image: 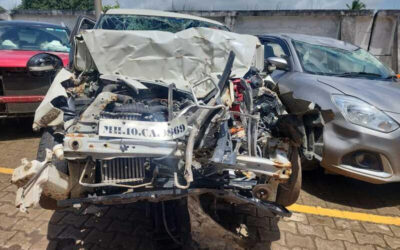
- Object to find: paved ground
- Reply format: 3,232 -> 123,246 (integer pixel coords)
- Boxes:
1,118 -> 400,249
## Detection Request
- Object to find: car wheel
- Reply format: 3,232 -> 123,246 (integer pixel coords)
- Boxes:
276,147 -> 301,207
301,157 -> 320,171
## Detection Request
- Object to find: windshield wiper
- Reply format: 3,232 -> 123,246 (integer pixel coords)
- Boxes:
334,72 -> 383,78
384,75 -> 398,80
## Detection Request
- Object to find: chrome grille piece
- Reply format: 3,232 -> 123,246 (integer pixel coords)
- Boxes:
100,158 -> 146,183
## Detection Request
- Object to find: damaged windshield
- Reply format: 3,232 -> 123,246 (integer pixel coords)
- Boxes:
0,24 -> 70,52
98,14 -> 229,32
293,40 -> 394,79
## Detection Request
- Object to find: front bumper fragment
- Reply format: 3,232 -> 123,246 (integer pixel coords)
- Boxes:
57,188 -> 291,217
64,134 -> 184,160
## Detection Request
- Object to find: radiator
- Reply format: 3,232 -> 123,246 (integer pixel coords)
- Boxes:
100,158 -> 146,183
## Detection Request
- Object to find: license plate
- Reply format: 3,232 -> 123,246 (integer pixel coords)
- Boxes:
98,117 -> 188,140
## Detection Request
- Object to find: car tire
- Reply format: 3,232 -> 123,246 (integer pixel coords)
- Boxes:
301,157 -> 320,171
36,130 -> 68,210
276,148 -> 302,207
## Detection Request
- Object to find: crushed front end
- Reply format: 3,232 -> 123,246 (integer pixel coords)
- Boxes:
12,28 -> 321,231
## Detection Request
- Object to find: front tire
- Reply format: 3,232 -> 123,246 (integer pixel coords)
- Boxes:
276,148 -> 301,207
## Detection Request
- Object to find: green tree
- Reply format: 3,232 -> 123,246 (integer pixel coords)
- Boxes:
17,0 -> 94,10
346,0 -> 366,10
0,6 -> 6,13
103,0 -> 120,13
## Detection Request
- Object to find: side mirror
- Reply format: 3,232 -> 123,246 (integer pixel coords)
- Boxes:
267,57 -> 288,71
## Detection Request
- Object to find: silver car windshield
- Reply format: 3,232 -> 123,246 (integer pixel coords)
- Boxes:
98,14 -> 229,33
293,40 -> 394,79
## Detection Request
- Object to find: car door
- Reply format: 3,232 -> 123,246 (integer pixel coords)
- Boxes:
68,16 -> 96,69
69,16 -> 96,42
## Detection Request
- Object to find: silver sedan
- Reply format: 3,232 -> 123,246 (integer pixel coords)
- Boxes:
258,33 -> 400,184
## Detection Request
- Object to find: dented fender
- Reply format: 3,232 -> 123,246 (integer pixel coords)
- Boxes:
32,68 -> 73,130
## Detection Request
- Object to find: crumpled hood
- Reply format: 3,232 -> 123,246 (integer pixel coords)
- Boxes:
317,76 -> 400,114
78,28 -> 263,97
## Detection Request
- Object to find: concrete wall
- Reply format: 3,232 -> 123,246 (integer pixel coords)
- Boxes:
183,10 -> 400,72
7,9 -> 400,72
0,12 -> 11,20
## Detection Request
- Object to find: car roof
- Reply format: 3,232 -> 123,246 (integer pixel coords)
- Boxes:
259,33 -> 359,51
106,9 -> 226,28
0,20 -> 68,30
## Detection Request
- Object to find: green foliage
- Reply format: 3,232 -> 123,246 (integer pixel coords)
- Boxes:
0,6 -> 5,13
17,0 -> 94,10
346,0 -> 366,10
103,0 -> 120,13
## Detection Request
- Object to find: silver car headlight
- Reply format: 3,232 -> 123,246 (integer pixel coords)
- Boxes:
332,95 -> 399,133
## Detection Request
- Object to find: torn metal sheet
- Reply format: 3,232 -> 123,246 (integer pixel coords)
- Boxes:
32,68 -> 72,130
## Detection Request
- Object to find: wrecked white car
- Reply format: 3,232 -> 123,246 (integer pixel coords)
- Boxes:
12,21 -> 323,248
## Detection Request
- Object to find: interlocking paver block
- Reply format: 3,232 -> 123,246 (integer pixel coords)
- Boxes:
334,218 -> 364,232
0,203 -> 18,216
308,215 -> 335,227
384,235 -> 400,249
344,241 -> 375,250
284,212 -> 308,224
29,236 -> 51,250
36,221 -> 49,236
325,226 -> 356,243
4,231 -> 33,250
1,192 -> 16,204
285,232 -> 315,249
16,208 -> 45,219
361,222 -> 393,236
354,231 -> 386,248
376,206 -> 400,216
271,243 -> 290,250
12,218 -> 46,235
277,220 -> 297,234
35,209 -> 54,222
297,223 -> 326,239
315,237 -> 345,250
2,184 -> 17,192
390,225 -> 400,237
0,229 -> 17,244
0,214 -> 20,230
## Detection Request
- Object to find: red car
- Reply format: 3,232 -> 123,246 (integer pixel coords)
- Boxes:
0,20 -> 70,117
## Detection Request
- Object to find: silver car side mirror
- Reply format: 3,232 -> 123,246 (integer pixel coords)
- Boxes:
267,57 -> 288,71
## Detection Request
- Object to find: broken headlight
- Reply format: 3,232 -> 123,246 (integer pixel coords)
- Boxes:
332,95 -> 399,133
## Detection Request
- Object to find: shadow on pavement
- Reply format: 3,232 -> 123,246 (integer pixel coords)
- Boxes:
301,168 -> 400,210
0,117 -> 39,141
